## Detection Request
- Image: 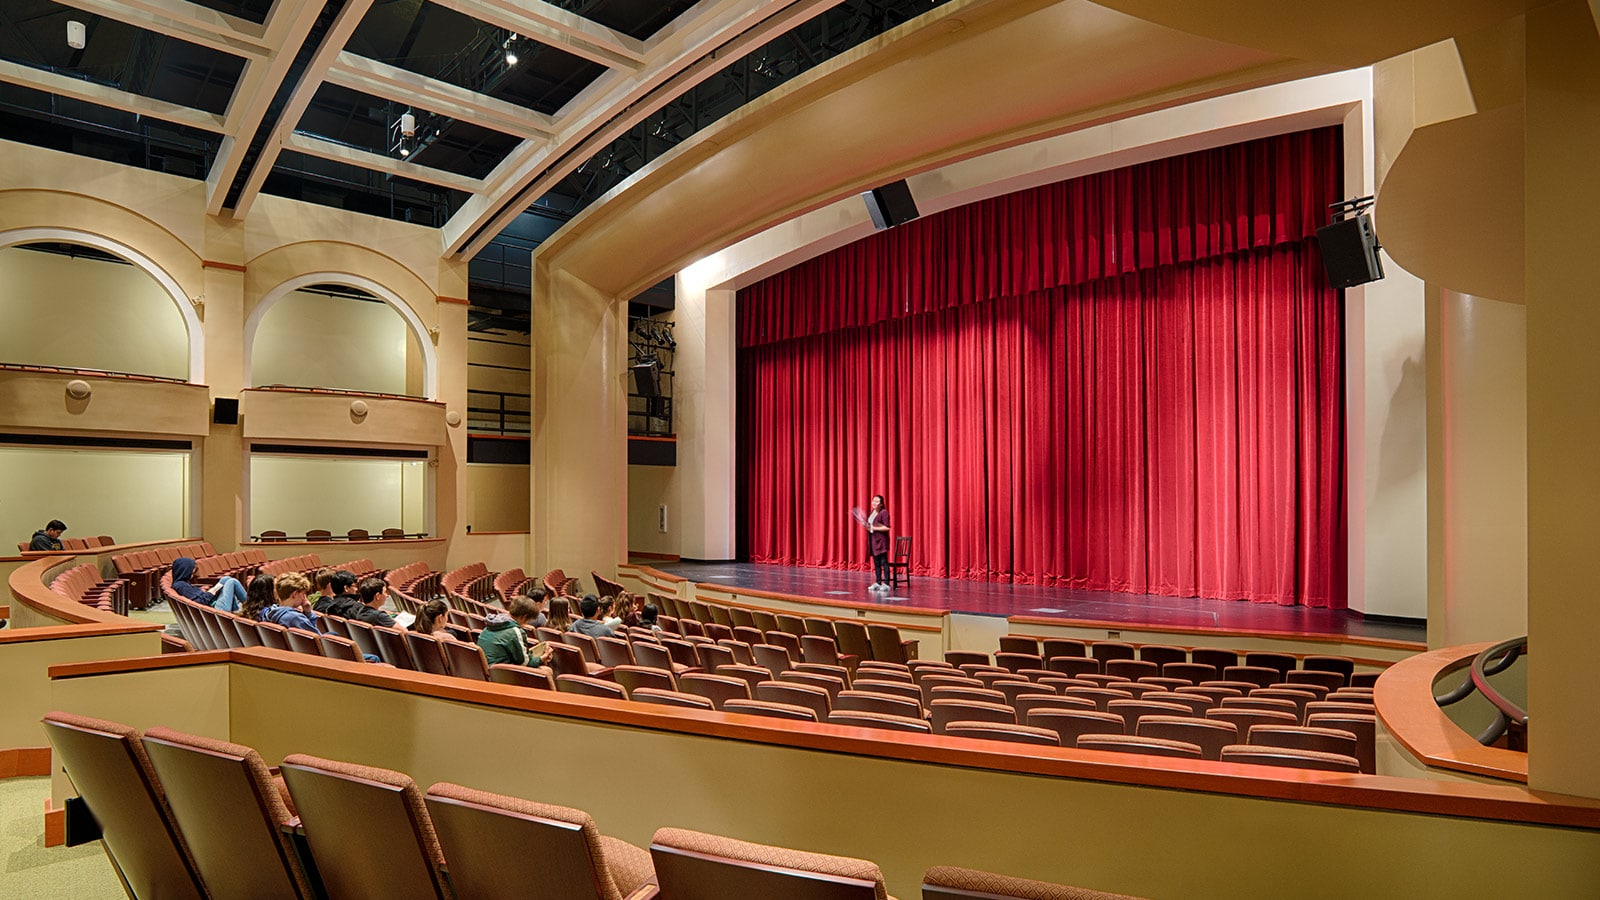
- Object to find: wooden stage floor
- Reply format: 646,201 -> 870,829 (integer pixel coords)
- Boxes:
651,560 -> 1425,644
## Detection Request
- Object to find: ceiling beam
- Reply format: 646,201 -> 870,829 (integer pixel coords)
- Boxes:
51,0 -> 272,59
325,52 -> 556,141
441,0 -> 845,259
221,0 -> 378,218
283,132 -> 487,193
0,58 -> 225,132
431,0 -> 646,71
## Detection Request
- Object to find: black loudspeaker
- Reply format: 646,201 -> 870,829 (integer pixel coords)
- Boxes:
212,397 -> 239,425
631,362 -> 660,397
862,180 -> 920,230
1316,214 -> 1385,289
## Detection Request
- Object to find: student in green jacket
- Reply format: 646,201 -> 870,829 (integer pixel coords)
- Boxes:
478,594 -> 545,667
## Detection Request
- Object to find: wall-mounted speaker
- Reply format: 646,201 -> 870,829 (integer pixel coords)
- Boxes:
212,397 -> 239,425
631,362 -> 660,397
1316,213 -> 1385,289
862,180 -> 920,230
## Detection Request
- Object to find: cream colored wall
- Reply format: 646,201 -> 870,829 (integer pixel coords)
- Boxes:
0,245 -> 189,379
250,288 -> 414,395
466,464 -> 529,533
626,464 -> 677,557
0,631 -> 162,756
672,280 -> 735,560
248,456 -> 425,537
0,446 -> 191,544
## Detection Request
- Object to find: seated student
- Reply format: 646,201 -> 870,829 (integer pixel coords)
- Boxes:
598,595 -> 621,628
324,577 -> 396,628
571,594 -> 617,639
612,592 -> 640,628
242,574 -> 275,622
169,557 -> 250,613
307,568 -> 336,608
545,596 -> 573,633
312,570 -> 359,615
478,594 -> 547,667
512,587 -> 549,628
639,602 -> 663,635
408,598 -> 458,640
28,519 -> 68,551
261,572 -> 320,632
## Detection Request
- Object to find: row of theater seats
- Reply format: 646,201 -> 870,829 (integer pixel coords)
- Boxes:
15,534 -> 116,553
643,594 -> 921,666
42,710 -> 1144,899
983,634 -> 1380,690
110,542 -> 217,608
49,564 -> 130,616
258,527 -> 411,541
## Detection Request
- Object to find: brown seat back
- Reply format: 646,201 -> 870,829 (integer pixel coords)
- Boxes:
490,663 -> 557,690
1219,744 -> 1361,772
406,630 -> 452,676
1076,733 -> 1204,759
374,626 -> 417,669
922,865 -> 1147,900
279,754 -> 448,900
652,827 -> 888,900
1135,715 -> 1239,760
443,639 -> 492,680
679,673 -> 752,710
426,783 -> 643,900
41,712 -> 205,900
142,727 -> 313,898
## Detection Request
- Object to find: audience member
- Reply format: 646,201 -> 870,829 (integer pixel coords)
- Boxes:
613,592 -> 640,628
261,573 -> 320,632
28,519 -> 67,551
169,557 -> 249,613
478,594 -> 547,667
599,595 -> 620,628
409,598 -> 457,639
308,568 -> 337,607
323,577 -> 395,628
312,570 -> 359,615
545,596 -> 573,632
514,587 -> 549,628
639,603 -> 662,635
242,574 -> 275,621
572,594 -> 616,639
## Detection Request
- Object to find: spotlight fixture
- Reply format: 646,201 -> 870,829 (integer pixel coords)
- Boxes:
66,20 -> 86,50
503,33 -> 519,67
399,112 -> 416,137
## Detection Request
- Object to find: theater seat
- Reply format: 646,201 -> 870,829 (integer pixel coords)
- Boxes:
652,827 -> 894,900
41,712 -> 206,900
922,865 -> 1147,900
425,782 -> 657,899
142,727 -> 315,898
279,754 -> 450,900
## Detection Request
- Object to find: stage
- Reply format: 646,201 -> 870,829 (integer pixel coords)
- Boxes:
650,560 -> 1425,645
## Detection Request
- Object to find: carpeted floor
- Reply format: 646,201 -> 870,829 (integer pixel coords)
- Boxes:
0,777 -> 122,898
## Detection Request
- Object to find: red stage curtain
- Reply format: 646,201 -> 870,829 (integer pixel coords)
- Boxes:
737,128 -> 1346,607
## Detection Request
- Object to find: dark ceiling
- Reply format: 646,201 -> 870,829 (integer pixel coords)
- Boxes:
0,0 -> 956,332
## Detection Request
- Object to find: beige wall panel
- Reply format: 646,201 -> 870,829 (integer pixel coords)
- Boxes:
0,632 -> 162,754
0,246 -> 190,379
1524,0 -> 1600,799
466,464 -> 530,534
249,456 -> 425,538
238,390 -> 445,446
251,289 -> 414,395
451,531 -> 528,573
0,371 -> 210,436
0,447 -> 190,545
188,664 -> 1600,900
626,465 -> 677,557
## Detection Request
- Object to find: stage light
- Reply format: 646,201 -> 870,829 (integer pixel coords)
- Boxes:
505,51 -> 518,66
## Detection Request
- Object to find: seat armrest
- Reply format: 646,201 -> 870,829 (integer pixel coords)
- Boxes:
623,882 -> 660,900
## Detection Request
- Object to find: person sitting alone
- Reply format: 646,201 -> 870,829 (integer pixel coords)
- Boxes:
312,570 -> 359,616
169,557 -> 250,613
260,572 -> 320,633
28,519 -> 67,551
571,594 -> 616,639
323,577 -> 395,628
478,594 -> 547,667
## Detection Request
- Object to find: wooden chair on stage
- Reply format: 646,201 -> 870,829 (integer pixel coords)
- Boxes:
886,536 -> 912,586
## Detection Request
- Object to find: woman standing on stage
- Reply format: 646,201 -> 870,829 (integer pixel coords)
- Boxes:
867,494 -> 892,592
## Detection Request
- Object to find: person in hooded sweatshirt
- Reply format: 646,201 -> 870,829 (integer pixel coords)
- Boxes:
313,570 -> 359,615
478,594 -> 546,667
28,519 -> 67,551
169,556 -> 250,613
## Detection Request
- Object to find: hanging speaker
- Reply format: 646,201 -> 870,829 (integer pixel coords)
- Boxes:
1316,214 -> 1385,289
212,397 -> 239,425
631,362 -> 660,397
862,180 -> 920,230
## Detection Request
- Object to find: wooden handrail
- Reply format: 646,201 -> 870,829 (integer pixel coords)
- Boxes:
1375,642 -> 1528,783
6,555 -> 163,633
45,647 -> 1600,830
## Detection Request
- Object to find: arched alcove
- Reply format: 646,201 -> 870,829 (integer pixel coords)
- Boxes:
0,229 -> 200,381
246,273 -> 437,399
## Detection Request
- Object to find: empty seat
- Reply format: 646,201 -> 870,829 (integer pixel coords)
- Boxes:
1105,698 -> 1192,733
279,755 -> 450,899
1060,687 -> 1134,711
1162,662 -> 1218,684
756,682 -> 833,721
1145,692 -> 1210,717
929,686 -> 1007,706
1305,713 -> 1378,773
285,628 -> 324,656
630,688 -> 715,711
1076,734 -> 1204,760
1012,694 -> 1097,718
1249,688 -> 1318,720
141,727 -> 314,898
1220,696 -> 1300,716
753,643 -> 797,679
1191,647 -> 1239,671
1137,644 -> 1188,667
1219,744 -> 1361,773
1026,709 -> 1126,747
490,664 -> 557,690
373,626 -> 417,669
827,710 -> 931,733
944,650 -> 990,667
835,689 -> 924,720
781,670 -> 850,702
943,722 -> 1061,746
714,663 -> 772,696
995,680 -> 1056,705
1105,659 -> 1160,680
557,674 -> 627,699
1222,665 -> 1281,689
1046,657 -> 1101,677
1286,669 -> 1348,691
320,632 -> 366,663
922,864 -> 1147,900
405,631 -> 452,677
613,665 -> 677,697
41,713 -> 206,900
425,782 -> 656,899
679,673 -> 752,710
1244,651 -> 1298,679
995,652 -> 1045,673
1303,654 -> 1356,680
1135,715 -> 1239,761
1041,638 -> 1089,660
1205,707 -> 1298,734
652,827 -> 891,900
724,699 -> 820,722
998,635 -> 1041,655
1090,641 -> 1136,664
1247,724 -> 1360,760
929,698 -> 1015,733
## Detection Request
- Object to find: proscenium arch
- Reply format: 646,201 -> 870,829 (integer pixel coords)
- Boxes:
0,227 -> 205,383
244,272 -> 439,400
